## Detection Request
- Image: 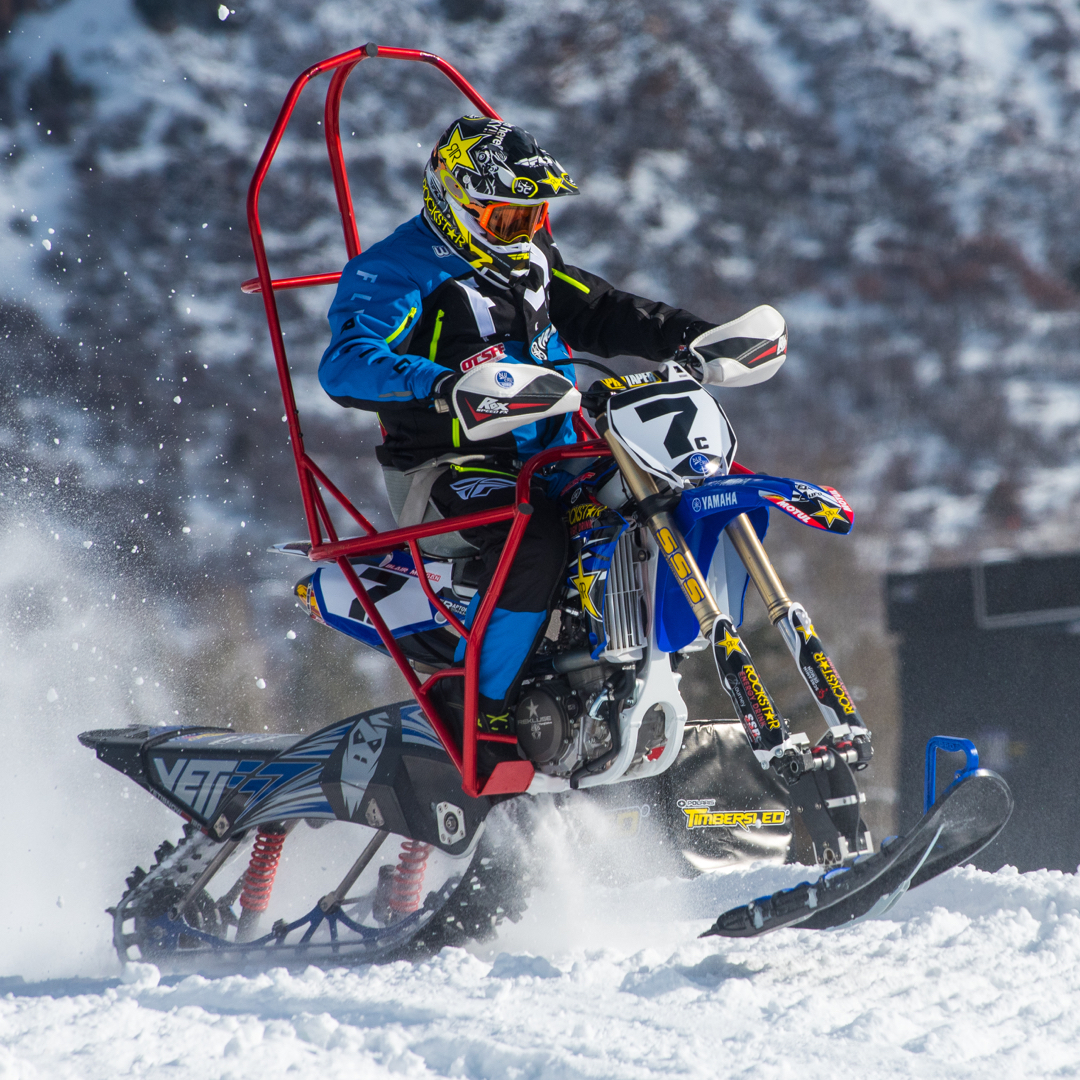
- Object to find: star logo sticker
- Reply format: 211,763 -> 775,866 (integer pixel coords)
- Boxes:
440,124 -> 485,174
716,627 -> 743,659
526,699 -> 540,719
570,555 -> 602,620
795,617 -> 817,643
539,168 -> 572,193
811,503 -> 844,527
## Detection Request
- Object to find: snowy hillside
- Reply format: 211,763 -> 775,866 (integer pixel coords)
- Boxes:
5,0 -> 1080,572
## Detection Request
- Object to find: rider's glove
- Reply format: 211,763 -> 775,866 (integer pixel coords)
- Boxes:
673,345 -> 705,383
431,370 -> 458,414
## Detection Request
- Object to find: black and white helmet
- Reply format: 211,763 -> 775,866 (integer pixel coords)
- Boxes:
422,116 -> 579,286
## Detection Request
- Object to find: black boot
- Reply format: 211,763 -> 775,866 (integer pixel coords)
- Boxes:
426,678 -> 519,771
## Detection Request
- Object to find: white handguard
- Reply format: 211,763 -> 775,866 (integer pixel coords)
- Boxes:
688,305 -> 788,388
450,362 -> 581,442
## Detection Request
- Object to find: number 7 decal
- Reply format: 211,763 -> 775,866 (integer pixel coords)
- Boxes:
634,396 -> 698,459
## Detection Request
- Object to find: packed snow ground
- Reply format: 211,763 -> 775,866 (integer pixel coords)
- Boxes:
4,859 -> 1080,1078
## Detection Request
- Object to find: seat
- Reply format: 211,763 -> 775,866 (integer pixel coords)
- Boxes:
381,461 -> 481,560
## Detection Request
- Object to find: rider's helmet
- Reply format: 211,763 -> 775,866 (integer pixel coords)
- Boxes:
422,116 -> 578,286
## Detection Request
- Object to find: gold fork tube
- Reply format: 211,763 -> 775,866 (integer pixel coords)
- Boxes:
724,513 -> 792,624
602,430 -> 721,636
602,427 -> 661,505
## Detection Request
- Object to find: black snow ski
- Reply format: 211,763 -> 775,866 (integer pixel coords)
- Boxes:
702,769 -> 1013,938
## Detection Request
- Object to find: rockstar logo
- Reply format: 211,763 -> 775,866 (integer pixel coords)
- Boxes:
811,503 -> 844,527
526,699 -> 540,719
570,555 -> 602,620
440,124 -> 485,173
539,168 -> 572,193
715,627 -> 743,659
795,617 -> 817,643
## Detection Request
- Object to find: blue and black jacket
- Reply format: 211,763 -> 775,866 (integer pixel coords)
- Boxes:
319,215 -> 711,470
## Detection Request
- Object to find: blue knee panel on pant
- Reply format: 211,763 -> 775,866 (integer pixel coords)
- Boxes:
453,596 -> 547,701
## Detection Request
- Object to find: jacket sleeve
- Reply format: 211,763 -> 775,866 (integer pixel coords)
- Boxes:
547,247 -> 713,362
318,254 -> 447,410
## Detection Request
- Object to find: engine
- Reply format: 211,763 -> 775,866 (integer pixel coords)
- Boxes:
514,671 -> 617,780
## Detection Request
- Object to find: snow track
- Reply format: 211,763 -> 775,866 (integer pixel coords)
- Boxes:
3,863 -> 1080,1079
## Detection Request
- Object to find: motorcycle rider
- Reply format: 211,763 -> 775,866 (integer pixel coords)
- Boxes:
319,116 -> 718,735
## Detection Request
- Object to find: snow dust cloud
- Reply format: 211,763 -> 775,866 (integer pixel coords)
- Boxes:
0,512 -> 180,980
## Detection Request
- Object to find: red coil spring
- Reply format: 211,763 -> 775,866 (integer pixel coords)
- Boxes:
239,826 -> 287,913
388,839 -> 433,915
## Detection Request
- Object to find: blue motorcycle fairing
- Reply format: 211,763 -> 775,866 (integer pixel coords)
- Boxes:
654,474 -> 852,653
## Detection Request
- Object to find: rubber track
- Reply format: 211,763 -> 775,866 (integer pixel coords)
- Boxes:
387,825 -> 535,960
115,816 -> 535,967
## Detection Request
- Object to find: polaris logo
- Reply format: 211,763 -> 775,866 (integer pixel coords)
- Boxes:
475,396 -> 509,415
691,491 -> 739,512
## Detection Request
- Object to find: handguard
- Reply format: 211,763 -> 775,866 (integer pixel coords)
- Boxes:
446,362 -> 581,441
689,305 -> 788,388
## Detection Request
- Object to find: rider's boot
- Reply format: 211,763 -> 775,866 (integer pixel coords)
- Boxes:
477,698 -> 514,736
426,677 -> 517,771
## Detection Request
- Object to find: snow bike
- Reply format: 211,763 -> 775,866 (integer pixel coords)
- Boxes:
80,45 -> 1012,968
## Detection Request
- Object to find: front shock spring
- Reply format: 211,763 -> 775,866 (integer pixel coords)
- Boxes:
388,839 -> 433,915
239,826 -> 287,914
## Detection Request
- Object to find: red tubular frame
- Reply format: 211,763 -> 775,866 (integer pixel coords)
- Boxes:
245,43 -> 609,797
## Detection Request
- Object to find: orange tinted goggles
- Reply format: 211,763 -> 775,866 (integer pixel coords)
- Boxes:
475,201 -> 549,242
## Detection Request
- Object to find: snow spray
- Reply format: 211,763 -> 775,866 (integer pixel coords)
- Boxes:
0,515 -> 179,980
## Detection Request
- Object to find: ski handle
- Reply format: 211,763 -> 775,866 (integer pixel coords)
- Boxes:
924,737 -> 980,814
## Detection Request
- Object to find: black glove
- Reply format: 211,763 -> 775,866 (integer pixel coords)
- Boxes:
672,345 -> 705,383
580,379 -> 617,417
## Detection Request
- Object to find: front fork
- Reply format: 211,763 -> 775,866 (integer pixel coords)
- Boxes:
602,429 -> 872,780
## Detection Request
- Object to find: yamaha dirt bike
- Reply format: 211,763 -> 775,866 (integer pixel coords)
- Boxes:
80,45 -> 1012,970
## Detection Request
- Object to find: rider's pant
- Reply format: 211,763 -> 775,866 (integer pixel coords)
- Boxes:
429,463 -> 569,714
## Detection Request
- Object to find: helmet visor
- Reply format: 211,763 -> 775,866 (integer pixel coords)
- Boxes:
476,201 -> 549,243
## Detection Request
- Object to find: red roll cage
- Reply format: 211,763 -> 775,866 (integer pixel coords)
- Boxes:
244,43 -> 609,799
